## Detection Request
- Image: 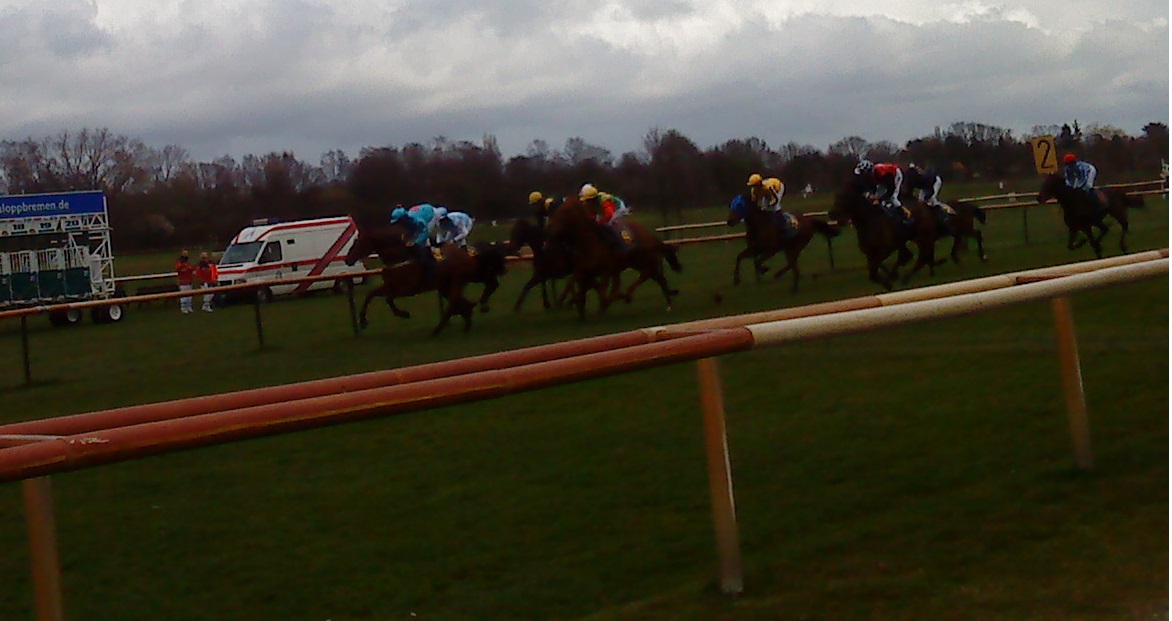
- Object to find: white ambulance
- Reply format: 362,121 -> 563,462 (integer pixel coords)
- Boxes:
216,216 -> 367,302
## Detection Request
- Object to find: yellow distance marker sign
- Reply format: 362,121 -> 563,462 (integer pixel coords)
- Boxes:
1031,135 -> 1059,174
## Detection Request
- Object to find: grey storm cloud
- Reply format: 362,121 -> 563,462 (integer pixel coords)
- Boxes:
0,0 -> 1165,162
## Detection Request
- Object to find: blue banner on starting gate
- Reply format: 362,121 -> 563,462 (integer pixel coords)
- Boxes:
0,190 -> 107,221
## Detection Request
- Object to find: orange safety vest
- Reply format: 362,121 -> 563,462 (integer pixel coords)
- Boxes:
196,261 -> 218,284
176,259 -> 196,285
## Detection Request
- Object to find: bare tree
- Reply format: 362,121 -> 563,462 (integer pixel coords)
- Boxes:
828,136 -> 871,158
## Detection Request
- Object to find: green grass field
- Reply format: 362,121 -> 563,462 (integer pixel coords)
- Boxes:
0,192 -> 1167,620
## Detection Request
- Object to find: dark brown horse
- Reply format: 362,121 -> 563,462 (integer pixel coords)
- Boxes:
343,221 -> 506,334
507,218 -> 574,311
931,200 -> 989,264
829,191 -> 944,290
546,196 -> 682,320
1036,173 -> 1145,257
725,193 -> 840,293
896,183 -> 990,264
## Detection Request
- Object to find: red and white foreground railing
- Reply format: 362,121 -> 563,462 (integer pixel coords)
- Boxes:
0,251 -> 1166,617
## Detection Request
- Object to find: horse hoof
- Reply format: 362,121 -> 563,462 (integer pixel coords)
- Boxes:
665,305 -> 673,312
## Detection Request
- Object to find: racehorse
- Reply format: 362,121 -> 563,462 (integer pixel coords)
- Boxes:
507,218 -> 574,311
928,200 -> 989,264
725,193 -> 840,293
545,196 -> 682,320
343,219 -> 507,334
1036,173 -> 1145,258
829,191 -> 944,290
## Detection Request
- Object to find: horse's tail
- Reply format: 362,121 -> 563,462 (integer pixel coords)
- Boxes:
661,241 -> 683,272
811,218 -> 841,239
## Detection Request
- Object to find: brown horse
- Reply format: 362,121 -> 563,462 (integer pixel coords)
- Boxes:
829,191 -> 944,290
545,196 -> 682,320
343,221 -> 505,334
932,200 -> 989,264
507,218 -> 574,311
1036,173 -> 1145,257
725,193 -> 840,293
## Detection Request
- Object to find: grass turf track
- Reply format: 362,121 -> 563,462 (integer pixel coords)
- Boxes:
0,189 -> 1166,620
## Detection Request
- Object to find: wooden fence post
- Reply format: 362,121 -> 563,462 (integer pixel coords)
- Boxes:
696,357 -> 744,594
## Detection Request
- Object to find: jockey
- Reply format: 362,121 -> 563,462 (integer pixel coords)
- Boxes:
1063,153 -> 1105,213
431,209 -> 474,247
579,183 -> 630,226
905,163 -> 944,207
528,191 -> 562,229
855,159 -> 905,217
579,183 -> 629,252
390,204 -> 438,285
747,173 -> 784,212
1062,153 -> 1098,194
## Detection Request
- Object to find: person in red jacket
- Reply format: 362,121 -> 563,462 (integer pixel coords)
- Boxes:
175,250 -> 196,314
195,251 -> 219,312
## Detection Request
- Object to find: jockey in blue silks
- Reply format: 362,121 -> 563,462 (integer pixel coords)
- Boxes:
1062,153 -> 1104,213
390,203 -> 439,284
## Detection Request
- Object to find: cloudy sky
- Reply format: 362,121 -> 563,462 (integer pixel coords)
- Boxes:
0,0 -> 1167,163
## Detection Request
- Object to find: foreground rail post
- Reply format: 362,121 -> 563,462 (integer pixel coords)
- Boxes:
22,477 -> 65,621
20,315 -> 32,385
696,357 -> 744,594
1051,296 -> 1093,471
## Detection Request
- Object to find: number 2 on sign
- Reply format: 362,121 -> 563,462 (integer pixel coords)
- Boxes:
1031,136 -> 1058,174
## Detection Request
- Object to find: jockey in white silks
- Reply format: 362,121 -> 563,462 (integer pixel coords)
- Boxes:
430,207 -> 475,247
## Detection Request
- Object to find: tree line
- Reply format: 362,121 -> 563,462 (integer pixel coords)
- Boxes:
0,121 -> 1165,252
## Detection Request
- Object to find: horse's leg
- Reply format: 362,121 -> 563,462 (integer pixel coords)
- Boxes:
357,286 -> 383,329
949,235 -> 963,264
648,267 -> 677,311
972,231 -> 988,262
477,277 -> 498,313
1088,225 -> 1104,258
513,274 -> 543,313
388,296 -> 411,319
540,279 -> 551,309
771,247 -> 801,294
891,244 -> 913,280
1067,227 -> 1087,250
574,273 -> 590,321
431,282 -> 467,335
1113,210 -> 1130,254
868,256 -> 893,291
732,248 -> 752,285
557,277 -> 577,309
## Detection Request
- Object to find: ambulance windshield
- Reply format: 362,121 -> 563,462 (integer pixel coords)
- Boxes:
220,241 -> 262,264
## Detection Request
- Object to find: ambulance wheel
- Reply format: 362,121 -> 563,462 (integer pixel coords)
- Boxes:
254,286 -> 273,304
104,304 -> 126,323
